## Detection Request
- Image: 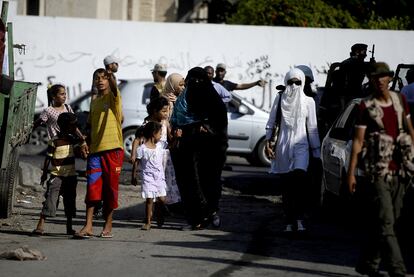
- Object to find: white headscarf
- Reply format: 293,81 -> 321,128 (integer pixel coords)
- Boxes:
162,73 -> 185,103
281,68 -> 306,130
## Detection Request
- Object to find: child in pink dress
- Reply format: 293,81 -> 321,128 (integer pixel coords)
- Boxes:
132,121 -> 167,231
131,97 -> 181,205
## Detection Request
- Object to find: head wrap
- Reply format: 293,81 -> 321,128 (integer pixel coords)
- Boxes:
162,73 -> 184,103
185,67 -> 228,133
281,68 -> 306,130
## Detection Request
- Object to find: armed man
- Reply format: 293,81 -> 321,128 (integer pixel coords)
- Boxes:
335,43 -> 375,109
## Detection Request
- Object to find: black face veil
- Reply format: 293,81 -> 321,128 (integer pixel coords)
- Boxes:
185,67 -> 228,134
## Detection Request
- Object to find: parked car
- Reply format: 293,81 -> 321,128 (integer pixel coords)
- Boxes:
321,63 -> 414,201
321,98 -> 361,200
27,79 -> 271,166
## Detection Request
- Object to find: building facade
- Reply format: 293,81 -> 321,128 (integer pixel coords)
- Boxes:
14,0 -> 211,22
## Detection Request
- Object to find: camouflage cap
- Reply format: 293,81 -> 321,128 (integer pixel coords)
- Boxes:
369,62 -> 394,78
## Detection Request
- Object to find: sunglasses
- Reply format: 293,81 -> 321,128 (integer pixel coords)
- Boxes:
287,80 -> 302,86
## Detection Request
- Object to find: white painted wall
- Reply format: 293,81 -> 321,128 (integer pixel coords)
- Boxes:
8,14 -> 414,112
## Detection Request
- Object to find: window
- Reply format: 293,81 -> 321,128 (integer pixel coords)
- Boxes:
329,102 -> 359,141
27,0 -> 40,16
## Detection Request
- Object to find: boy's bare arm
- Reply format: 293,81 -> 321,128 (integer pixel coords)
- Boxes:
107,72 -> 118,97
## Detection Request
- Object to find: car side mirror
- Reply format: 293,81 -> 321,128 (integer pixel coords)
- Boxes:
238,105 -> 249,115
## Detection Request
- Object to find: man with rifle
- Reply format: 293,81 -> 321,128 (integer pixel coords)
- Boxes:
335,43 -> 376,109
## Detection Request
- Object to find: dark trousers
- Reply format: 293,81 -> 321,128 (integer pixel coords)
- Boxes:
198,134 -> 227,215
172,130 -> 208,226
280,169 -> 307,224
357,175 -> 406,276
41,175 -> 77,218
172,125 -> 227,225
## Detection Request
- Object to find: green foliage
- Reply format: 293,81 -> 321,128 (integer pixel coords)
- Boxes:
363,12 -> 411,30
226,0 -> 413,30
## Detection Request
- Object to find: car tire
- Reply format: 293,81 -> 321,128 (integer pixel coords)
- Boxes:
321,169 -> 352,220
123,128 -> 137,160
22,126 -> 48,155
248,139 -> 271,167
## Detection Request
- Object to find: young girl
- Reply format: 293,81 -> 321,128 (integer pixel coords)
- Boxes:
132,121 -> 167,230
131,96 -> 181,206
33,113 -> 84,236
35,84 -> 74,139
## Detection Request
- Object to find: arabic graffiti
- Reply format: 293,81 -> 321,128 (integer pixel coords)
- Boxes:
23,51 -> 93,68
17,50 -> 330,111
15,60 -> 84,109
15,62 -> 25,80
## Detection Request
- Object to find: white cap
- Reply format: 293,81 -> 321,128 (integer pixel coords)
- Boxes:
103,55 -> 119,66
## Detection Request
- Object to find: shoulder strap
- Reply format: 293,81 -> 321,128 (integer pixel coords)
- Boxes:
274,92 -> 282,128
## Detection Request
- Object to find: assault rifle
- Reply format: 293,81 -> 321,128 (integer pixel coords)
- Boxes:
369,44 -> 376,63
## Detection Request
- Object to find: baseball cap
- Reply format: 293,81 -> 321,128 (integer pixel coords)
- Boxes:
216,63 -> 226,70
103,55 -> 119,66
369,62 -> 394,78
151,63 -> 167,72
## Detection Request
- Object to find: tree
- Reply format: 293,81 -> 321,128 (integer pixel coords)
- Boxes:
226,0 -> 413,30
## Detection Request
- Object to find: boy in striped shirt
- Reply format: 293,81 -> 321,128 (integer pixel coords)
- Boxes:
33,112 -> 86,236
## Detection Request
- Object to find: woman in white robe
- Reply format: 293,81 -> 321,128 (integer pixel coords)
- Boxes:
264,68 -> 321,232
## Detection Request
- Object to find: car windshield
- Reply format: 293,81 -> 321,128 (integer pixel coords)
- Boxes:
328,100 -> 360,141
391,65 -> 414,92
231,91 -> 256,106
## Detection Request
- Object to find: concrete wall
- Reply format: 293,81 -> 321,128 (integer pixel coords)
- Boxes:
8,15 -> 414,112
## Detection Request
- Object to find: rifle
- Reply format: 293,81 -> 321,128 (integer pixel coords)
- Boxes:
369,44 -> 376,63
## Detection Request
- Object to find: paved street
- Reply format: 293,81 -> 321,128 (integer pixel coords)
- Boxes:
0,155 -> 412,277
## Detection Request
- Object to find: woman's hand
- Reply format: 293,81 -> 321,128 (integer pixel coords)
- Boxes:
265,140 -> 275,160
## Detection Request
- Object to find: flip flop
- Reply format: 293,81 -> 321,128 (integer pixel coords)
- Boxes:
99,231 -> 113,238
73,231 -> 93,239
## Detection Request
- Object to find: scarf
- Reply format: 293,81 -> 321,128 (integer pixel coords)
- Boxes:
162,73 -> 184,104
281,68 -> 306,130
